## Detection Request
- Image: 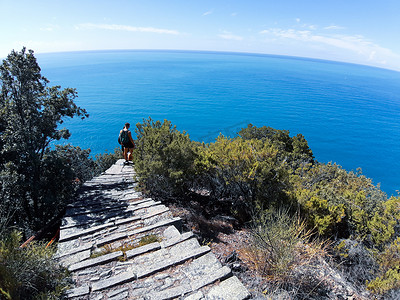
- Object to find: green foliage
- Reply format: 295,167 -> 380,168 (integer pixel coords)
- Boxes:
289,162 -> 387,237
196,135 -> 288,207
368,196 -> 400,247
0,230 -> 70,300
378,237 -> 400,270
366,237 -> 400,296
121,117 -> 400,296
238,123 -> 314,168
367,267 -> 400,295
133,117 -> 198,197
54,144 -> 95,183
93,147 -> 122,176
0,48 -> 88,234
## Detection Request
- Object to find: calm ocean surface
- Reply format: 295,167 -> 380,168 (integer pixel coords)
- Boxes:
36,50 -> 400,195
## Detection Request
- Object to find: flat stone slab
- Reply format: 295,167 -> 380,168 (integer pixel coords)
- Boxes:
95,216 -> 182,247
58,160 -> 249,299
65,285 -> 90,298
136,245 -> 211,279
91,268 -> 137,292
69,250 -> 123,272
206,276 -> 251,299
126,241 -> 161,259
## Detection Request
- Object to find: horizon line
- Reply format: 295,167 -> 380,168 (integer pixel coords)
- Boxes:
4,48 -> 400,74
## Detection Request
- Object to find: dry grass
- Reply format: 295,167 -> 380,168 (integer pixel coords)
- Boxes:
242,208 -> 330,287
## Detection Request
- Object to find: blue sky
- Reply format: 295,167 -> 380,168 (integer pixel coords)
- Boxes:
1,0 -> 400,71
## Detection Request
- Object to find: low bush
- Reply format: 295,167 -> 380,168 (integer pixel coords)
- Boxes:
246,208 -> 319,279
366,237 -> 400,297
289,162 -> 388,238
238,123 -> 315,169
195,135 -> 289,208
132,117 -> 199,197
93,147 -> 122,176
0,230 -> 70,300
243,207 -> 331,298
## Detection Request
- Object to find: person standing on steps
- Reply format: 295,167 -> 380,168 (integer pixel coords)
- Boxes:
119,123 -> 135,165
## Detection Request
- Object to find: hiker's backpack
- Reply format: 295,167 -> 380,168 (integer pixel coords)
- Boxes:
119,130 -> 130,146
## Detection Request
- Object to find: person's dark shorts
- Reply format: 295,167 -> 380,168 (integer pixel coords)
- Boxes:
123,141 -> 134,148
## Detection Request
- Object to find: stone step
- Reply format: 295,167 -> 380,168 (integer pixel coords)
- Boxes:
146,266 -> 232,300
96,217 -> 182,247
60,222 -> 112,242
59,160 -> 250,299
60,207 -> 170,247
136,245 -> 211,279
68,250 -> 124,272
91,268 -> 136,292
60,227 -> 190,272
125,241 -> 161,259
60,199 -> 161,230
65,285 -> 90,299
66,192 -> 141,208
90,245 -> 211,293
65,203 -> 128,217
64,197 -> 160,219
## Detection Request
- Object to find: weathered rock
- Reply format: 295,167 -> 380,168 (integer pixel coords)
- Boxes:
58,159 -> 249,299
206,276 -> 251,299
68,251 -> 123,272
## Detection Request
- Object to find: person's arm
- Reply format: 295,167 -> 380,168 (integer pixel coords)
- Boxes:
128,131 -> 135,144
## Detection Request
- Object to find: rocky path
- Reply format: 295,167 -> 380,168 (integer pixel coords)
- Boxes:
56,159 -> 250,300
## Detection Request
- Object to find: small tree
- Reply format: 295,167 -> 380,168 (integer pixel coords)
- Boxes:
0,48 -> 88,234
133,117 -> 198,197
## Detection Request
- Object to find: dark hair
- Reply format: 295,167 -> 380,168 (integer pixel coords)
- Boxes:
124,123 -> 130,129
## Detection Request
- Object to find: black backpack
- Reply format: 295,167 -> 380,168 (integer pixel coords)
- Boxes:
119,130 -> 130,146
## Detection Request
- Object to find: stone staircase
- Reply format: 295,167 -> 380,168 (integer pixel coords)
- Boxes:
56,159 -> 250,300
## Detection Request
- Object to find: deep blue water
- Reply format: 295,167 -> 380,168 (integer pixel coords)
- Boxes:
36,50 -> 400,195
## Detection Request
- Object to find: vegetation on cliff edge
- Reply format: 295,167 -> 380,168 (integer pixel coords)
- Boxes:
132,117 -> 400,298
0,48 -> 120,299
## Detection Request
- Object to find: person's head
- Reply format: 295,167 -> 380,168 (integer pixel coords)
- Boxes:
124,122 -> 130,129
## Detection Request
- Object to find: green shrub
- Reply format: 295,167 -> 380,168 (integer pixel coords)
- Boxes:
367,267 -> 400,296
368,196 -> 400,247
0,230 -> 70,300
289,162 -> 387,238
196,135 -> 288,208
238,123 -> 314,168
133,117 -> 198,197
366,237 -> 400,296
93,147 -> 121,175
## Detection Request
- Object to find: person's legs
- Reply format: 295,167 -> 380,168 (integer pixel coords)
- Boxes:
127,148 -> 134,161
123,147 -> 129,162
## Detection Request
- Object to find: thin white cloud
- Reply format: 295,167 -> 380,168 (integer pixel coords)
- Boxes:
324,25 -> 346,30
260,28 -> 400,68
76,23 -> 180,35
218,31 -> 243,41
231,12 -> 238,17
203,10 -> 213,16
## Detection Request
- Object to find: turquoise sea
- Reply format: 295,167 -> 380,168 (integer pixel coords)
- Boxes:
36,50 -> 400,195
